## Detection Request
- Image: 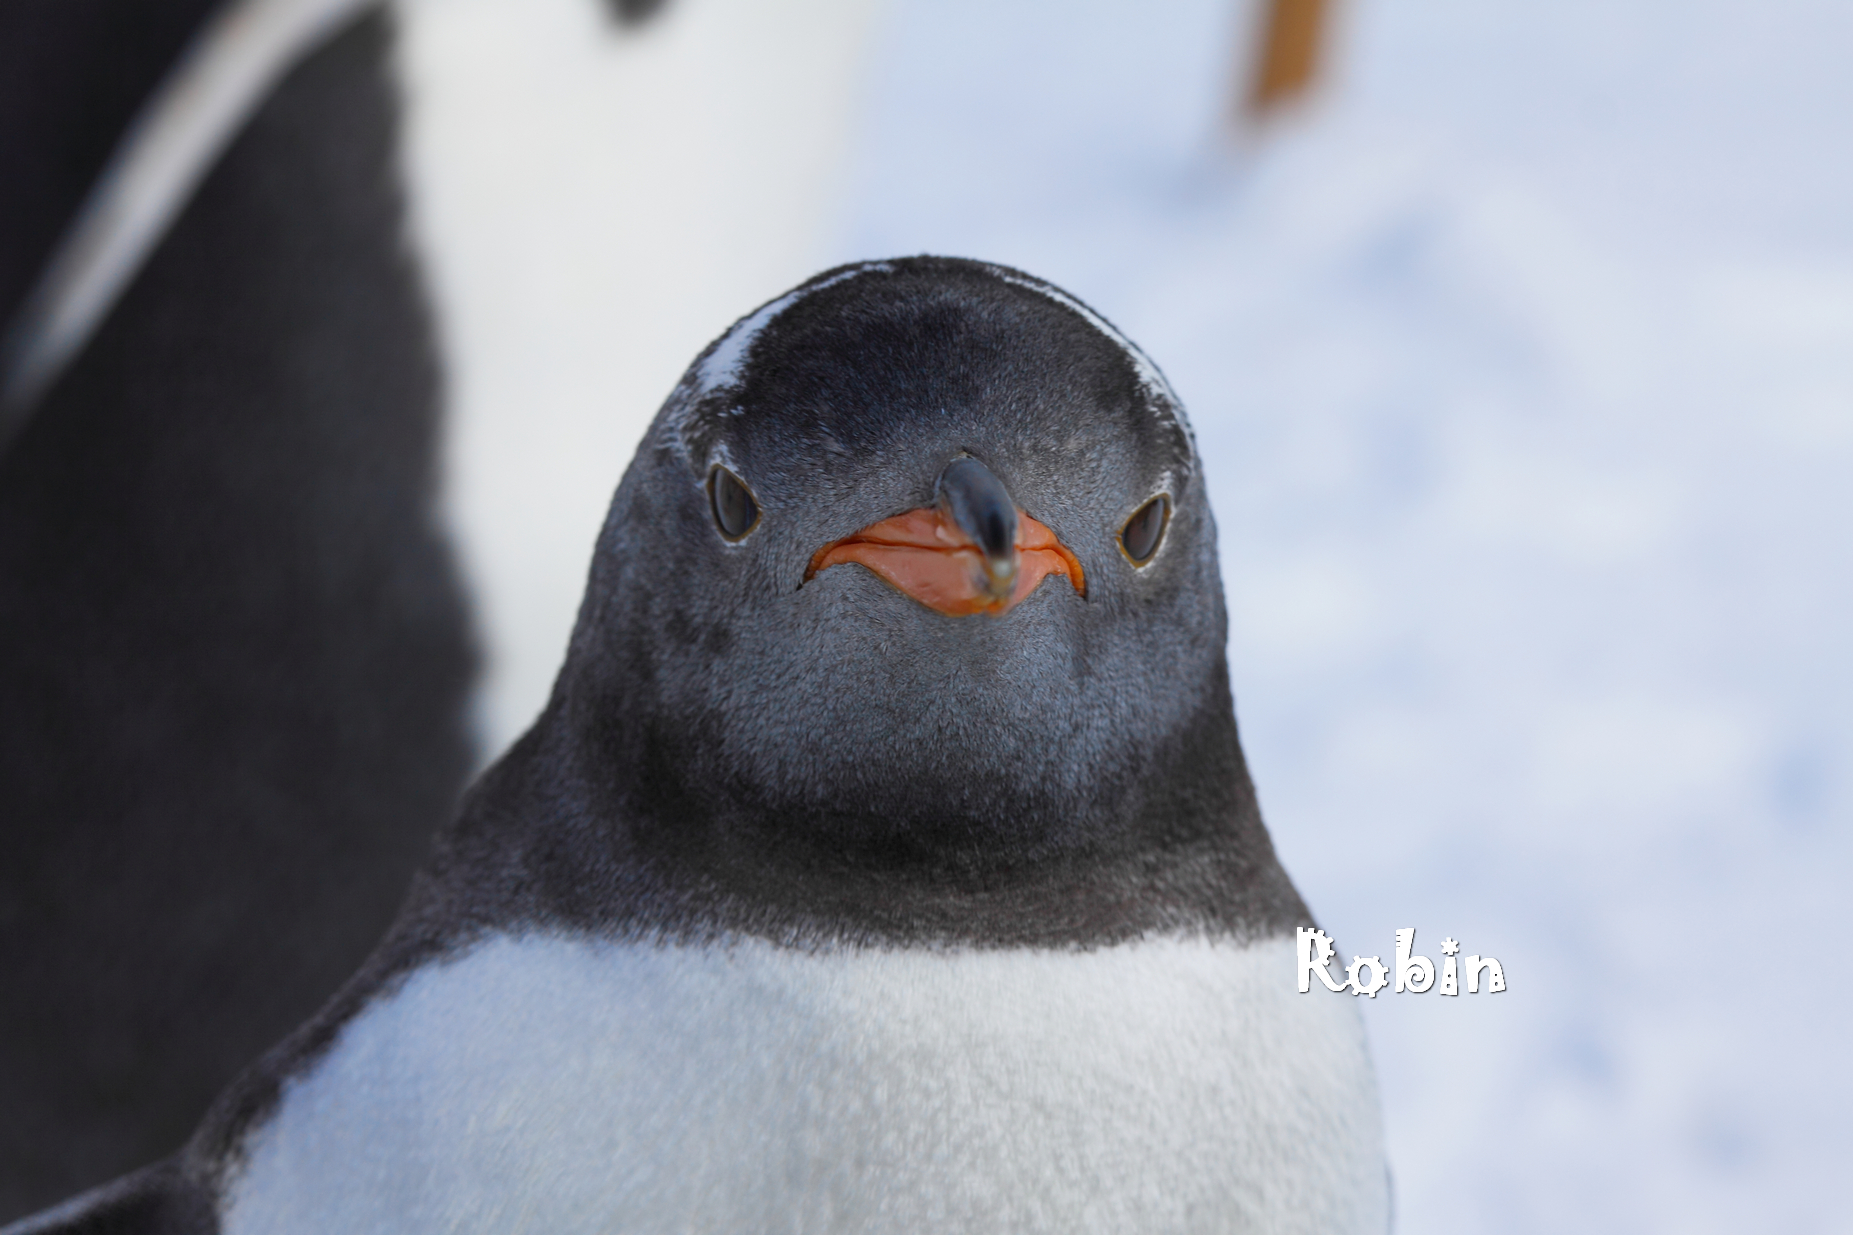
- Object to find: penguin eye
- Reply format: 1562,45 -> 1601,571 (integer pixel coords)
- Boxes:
1119,495 -> 1168,565
709,466 -> 760,540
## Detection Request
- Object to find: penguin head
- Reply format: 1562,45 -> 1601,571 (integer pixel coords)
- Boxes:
555,257 -> 1247,887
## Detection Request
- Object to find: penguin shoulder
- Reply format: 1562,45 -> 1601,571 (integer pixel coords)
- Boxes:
0,1161 -> 211,1235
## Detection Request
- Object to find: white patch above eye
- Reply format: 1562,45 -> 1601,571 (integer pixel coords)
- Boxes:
221,932 -> 1388,1235
658,261 -> 893,465
1152,468 -> 1179,509
984,266 -> 1196,452
692,261 -> 894,401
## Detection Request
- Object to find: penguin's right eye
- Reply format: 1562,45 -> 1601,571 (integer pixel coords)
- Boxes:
709,466 -> 760,540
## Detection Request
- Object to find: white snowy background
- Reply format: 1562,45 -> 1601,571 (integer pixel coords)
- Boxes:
837,2 -> 1851,1230
414,0 -> 1852,1230
825,1 -> 1850,1230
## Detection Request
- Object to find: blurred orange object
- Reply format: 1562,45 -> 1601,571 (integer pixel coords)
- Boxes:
1247,0 -> 1330,117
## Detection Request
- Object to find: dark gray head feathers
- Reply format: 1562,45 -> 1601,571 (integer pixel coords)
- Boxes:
422,256 -> 1309,948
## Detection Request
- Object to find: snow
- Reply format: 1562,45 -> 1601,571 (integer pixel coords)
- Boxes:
830,0 -> 1853,1229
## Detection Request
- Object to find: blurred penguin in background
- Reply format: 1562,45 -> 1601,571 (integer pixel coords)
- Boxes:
0,0 -> 879,1219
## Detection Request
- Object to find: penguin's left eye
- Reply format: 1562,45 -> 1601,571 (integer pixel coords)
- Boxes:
709,466 -> 760,540
1119,495 -> 1168,565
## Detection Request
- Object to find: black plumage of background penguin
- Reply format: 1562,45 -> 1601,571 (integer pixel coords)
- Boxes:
4,256 -> 1389,1235
0,1 -> 477,1218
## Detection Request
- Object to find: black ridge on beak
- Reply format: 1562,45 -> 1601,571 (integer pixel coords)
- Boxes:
935,455 -> 1019,603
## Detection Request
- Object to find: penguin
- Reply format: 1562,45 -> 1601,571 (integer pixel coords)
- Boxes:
3,256 -> 1389,1234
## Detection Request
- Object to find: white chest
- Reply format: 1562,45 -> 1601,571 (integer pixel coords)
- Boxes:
221,934 -> 1387,1234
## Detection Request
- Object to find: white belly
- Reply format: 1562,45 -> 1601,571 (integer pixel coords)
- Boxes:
221,933 -> 1387,1234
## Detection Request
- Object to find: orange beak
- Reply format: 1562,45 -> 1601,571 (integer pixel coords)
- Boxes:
805,506 -> 1086,617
